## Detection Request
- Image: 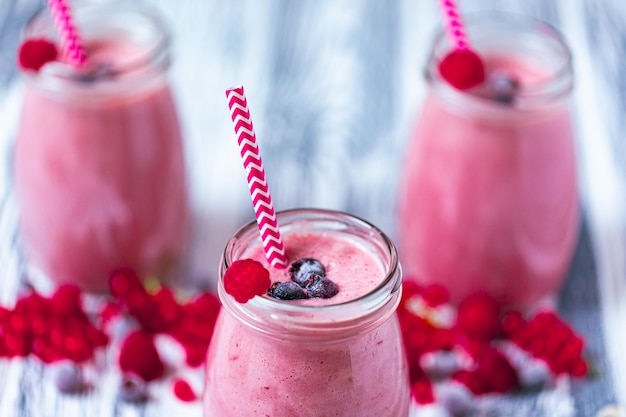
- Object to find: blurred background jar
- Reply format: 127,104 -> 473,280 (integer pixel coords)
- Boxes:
397,13 -> 579,310
14,2 -> 189,292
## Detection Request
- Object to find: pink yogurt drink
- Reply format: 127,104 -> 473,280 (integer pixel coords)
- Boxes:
14,3 -> 189,292
204,209 -> 410,417
398,15 -> 579,310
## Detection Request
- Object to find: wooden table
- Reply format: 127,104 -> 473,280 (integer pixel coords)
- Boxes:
1,0 -> 626,416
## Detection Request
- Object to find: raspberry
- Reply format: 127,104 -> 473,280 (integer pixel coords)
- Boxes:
17,38 -> 58,71
118,330 -> 164,382
438,49 -> 485,90
223,259 -> 271,303
455,294 -> 501,340
172,378 -> 197,402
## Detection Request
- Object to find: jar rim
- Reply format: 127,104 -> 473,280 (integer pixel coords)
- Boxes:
218,208 -> 403,341
21,2 -> 171,83
425,12 -> 574,109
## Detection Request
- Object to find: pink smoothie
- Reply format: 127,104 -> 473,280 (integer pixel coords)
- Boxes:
14,36 -> 188,292
204,216 -> 410,417
398,53 -> 578,309
245,230 -> 384,305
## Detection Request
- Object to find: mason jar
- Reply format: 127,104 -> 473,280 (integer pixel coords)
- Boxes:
397,13 -> 578,310
204,208 -> 410,417
14,2 -> 189,292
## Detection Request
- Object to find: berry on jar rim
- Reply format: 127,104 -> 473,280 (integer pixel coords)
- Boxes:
223,259 -> 271,303
17,38 -> 58,71
438,49 -> 485,90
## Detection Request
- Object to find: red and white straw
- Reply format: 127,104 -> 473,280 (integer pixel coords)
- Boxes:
225,86 -> 288,269
46,0 -> 87,67
439,0 -> 469,50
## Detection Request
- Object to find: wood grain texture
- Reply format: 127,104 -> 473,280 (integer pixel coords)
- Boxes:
1,0 -> 625,416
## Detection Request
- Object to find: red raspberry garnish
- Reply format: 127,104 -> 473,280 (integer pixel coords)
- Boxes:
172,378 -> 197,402
118,330 -> 164,382
438,49 -> 485,90
455,293 -> 501,340
223,259 -> 271,303
17,38 -> 58,71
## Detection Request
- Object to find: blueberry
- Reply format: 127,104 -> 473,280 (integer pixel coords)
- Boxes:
487,72 -> 519,104
119,374 -> 149,403
305,275 -> 338,299
53,363 -> 86,395
289,258 -> 326,285
267,282 -> 309,300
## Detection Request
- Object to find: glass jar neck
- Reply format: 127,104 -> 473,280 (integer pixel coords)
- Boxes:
22,2 -> 171,94
425,13 -> 574,113
218,209 -> 403,344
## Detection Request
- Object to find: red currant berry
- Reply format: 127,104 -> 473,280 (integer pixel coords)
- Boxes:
411,379 -> 435,404
438,49 -> 485,90
570,358 -> 588,377
49,285 -> 82,317
172,378 -> 197,402
17,38 -> 58,71
223,259 -> 271,303
501,310 -> 525,336
109,268 -> 144,298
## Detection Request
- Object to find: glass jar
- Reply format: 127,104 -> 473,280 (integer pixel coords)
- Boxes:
14,2 -> 189,292
397,13 -> 578,310
204,209 -> 410,417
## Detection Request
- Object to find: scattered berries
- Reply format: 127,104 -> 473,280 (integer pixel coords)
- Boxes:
304,275 -> 338,299
172,378 -> 197,402
118,330 -> 164,382
397,282 -> 588,411
438,49 -> 485,90
223,259 -> 271,303
17,38 -> 58,71
0,286 -> 108,364
267,281 -> 308,300
506,311 -> 587,377
288,258 -> 325,285
0,268 -> 223,404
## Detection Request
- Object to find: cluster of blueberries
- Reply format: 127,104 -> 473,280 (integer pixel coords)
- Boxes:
267,258 -> 338,300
